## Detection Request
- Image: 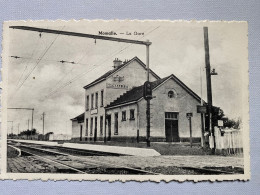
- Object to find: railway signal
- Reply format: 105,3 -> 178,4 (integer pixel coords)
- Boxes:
143,81 -> 153,100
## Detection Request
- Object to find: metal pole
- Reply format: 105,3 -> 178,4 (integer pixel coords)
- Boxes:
146,44 -> 151,147
42,112 -> 45,135
28,119 -> 30,130
203,27 -> 213,134
189,118 -> 192,147
18,123 -> 20,135
11,121 -> 13,135
10,26 -> 152,46
8,121 -> 13,135
204,27 -> 215,152
200,66 -> 205,147
31,108 -> 34,130
30,109 -> 34,139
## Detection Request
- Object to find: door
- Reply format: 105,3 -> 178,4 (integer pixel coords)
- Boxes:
107,115 -> 111,141
94,117 -> 97,141
165,112 -> 179,142
80,124 -> 83,141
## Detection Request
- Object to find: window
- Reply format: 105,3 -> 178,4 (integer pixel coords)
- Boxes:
86,95 -> 89,111
91,94 -> 94,109
130,109 -> 135,120
100,90 -> 104,107
122,111 -> 126,121
114,113 -> 118,135
165,112 -> 178,120
100,116 -> 103,135
168,90 -> 175,98
95,92 -> 98,108
86,119 -> 89,136
90,117 -> 93,135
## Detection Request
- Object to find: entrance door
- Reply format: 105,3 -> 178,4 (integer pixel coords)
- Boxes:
165,112 -> 179,142
107,115 -> 111,141
94,117 -> 97,141
80,124 -> 83,141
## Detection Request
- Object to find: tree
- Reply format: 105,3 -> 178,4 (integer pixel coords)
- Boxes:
224,117 -> 241,129
212,107 -> 241,129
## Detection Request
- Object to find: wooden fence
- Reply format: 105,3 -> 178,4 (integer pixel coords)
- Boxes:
214,127 -> 243,155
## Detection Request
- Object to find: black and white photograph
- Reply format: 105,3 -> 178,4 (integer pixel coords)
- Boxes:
1,20 -> 249,181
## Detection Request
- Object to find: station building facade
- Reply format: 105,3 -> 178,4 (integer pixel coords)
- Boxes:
71,57 -> 160,141
71,56 -> 204,142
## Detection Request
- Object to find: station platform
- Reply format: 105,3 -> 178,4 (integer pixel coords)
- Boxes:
10,139 -> 161,157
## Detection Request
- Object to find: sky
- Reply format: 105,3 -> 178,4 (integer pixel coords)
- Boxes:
4,20 -> 248,135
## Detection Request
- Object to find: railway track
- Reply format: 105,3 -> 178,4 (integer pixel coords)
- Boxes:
8,143 -> 159,175
8,141 -> 239,175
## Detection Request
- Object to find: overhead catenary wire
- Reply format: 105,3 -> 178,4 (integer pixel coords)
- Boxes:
9,26 -> 65,101
9,25 -> 160,133
10,55 -> 78,65
44,26 -> 131,98
15,35 -> 42,87
44,26 -> 160,99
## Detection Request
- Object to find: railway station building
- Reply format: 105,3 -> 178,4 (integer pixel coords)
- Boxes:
71,56 -> 204,142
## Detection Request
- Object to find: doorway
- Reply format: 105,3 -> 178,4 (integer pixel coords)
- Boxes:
94,117 -> 97,141
106,115 -> 111,141
165,112 -> 179,142
80,124 -> 83,141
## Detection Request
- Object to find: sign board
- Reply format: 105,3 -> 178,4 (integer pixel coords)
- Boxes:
106,83 -> 129,89
113,75 -> 124,82
186,113 -> 193,118
197,105 -> 207,113
218,120 -> 224,127
90,109 -> 98,115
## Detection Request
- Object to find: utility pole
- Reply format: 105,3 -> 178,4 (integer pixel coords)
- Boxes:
27,119 -> 30,139
8,107 -> 34,139
200,67 -> 205,147
18,123 -> 20,135
42,112 -> 45,136
10,26 -> 153,146
8,121 -> 13,135
203,27 -> 217,151
32,108 -> 34,130
8,108 -> 34,130
146,44 -> 151,147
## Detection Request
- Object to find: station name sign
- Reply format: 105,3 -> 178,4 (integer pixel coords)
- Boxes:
106,83 -> 129,89
197,105 -> 207,113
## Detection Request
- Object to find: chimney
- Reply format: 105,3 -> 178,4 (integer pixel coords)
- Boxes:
113,58 -> 122,68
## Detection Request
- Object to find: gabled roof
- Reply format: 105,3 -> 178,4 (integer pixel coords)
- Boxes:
71,113 -> 84,123
106,74 -> 205,109
83,56 -> 160,89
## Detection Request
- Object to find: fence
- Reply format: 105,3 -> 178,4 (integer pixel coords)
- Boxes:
49,134 -> 71,141
214,127 -> 243,155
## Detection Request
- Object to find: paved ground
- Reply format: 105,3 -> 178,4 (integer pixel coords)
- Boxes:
69,141 -> 212,155
7,142 -> 244,173
82,155 -> 244,169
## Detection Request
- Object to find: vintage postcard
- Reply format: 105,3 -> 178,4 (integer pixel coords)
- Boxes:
1,20 -> 249,181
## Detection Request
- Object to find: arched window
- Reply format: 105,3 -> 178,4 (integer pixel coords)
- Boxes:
168,90 -> 175,98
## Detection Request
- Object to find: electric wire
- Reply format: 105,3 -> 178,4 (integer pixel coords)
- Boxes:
44,26 -> 160,98
45,26 -> 126,97
9,26 -> 65,101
